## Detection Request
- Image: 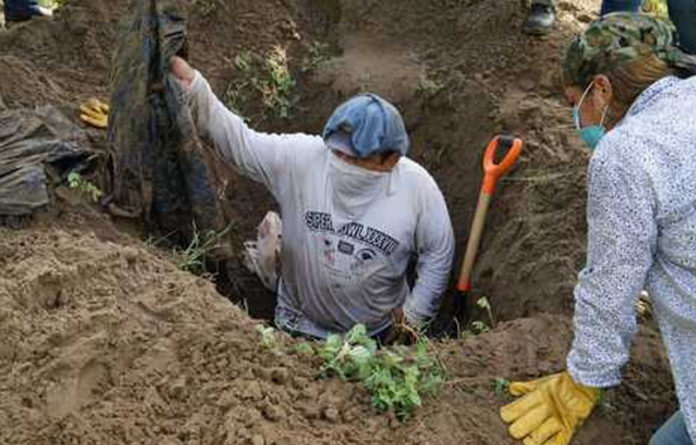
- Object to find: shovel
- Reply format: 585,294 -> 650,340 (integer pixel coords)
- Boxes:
453,135 -> 523,327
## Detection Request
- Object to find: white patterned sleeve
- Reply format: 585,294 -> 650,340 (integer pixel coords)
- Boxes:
567,140 -> 657,387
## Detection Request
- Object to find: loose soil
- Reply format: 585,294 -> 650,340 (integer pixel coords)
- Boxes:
0,223 -> 676,444
0,0 -> 679,443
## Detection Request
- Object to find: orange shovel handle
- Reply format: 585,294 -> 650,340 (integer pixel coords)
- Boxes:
456,135 -> 523,294
481,136 -> 523,195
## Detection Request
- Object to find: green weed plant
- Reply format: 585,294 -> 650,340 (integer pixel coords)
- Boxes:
259,45 -> 296,119
494,377 -> 510,397
461,296 -> 496,337
68,172 -> 103,202
318,324 -> 444,419
301,41 -> 332,73
417,73 -> 446,98
224,46 -> 297,120
175,223 -> 232,274
256,325 -> 279,350
254,323 -> 444,419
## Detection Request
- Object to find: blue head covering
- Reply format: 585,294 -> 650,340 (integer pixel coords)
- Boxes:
322,93 -> 410,158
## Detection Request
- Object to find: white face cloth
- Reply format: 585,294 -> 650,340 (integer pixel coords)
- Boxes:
329,153 -> 389,220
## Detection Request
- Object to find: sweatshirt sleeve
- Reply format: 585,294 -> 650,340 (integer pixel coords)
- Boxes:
186,70 -> 317,196
404,179 -> 456,326
567,146 -> 657,387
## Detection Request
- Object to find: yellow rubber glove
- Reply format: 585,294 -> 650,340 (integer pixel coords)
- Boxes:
500,371 -> 599,445
79,98 -> 109,129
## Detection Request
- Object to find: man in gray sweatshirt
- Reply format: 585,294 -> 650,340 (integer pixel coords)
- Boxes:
169,56 -> 455,341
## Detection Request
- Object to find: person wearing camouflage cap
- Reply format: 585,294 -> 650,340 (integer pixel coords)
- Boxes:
500,13 -> 696,445
562,11 -> 696,89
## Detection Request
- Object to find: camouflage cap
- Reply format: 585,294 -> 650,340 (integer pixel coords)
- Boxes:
563,12 -> 696,87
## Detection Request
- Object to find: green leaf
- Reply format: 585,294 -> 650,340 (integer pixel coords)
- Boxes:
255,325 -> 278,350
325,334 -> 342,349
477,297 -> 491,310
472,321 -> 490,334
68,172 -> 81,188
294,342 -> 314,356
494,378 -> 510,396
349,345 -> 372,363
315,327 -> 444,420
346,324 -> 368,343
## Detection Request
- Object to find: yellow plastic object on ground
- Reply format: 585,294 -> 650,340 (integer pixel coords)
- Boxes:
500,371 -> 600,445
636,291 -> 653,318
79,98 -> 109,129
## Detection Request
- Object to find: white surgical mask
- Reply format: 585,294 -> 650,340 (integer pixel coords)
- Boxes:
329,153 -> 389,220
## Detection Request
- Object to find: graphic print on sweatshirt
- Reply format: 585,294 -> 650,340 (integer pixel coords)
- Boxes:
304,210 -> 401,286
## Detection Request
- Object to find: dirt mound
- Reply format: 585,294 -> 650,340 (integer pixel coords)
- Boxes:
0,225 -> 675,444
0,2 -> 124,108
0,55 -> 68,109
437,317 -> 676,445
0,225 -> 365,444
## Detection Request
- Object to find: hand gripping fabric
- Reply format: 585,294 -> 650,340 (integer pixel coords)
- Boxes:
107,0 -> 228,249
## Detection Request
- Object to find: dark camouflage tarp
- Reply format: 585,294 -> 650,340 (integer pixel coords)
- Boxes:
0,105 -> 96,216
107,0 -> 227,246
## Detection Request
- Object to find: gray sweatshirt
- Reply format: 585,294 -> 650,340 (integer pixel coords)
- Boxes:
567,76 -> 696,441
187,71 -> 455,339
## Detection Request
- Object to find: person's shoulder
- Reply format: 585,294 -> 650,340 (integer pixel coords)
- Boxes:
277,133 -> 327,159
398,157 -> 432,177
590,126 -> 658,187
396,157 -> 443,194
592,129 -> 636,169
281,132 -> 324,146
662,75 -> 696,98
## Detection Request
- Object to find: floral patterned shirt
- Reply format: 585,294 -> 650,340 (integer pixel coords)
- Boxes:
567,75 -> 696,441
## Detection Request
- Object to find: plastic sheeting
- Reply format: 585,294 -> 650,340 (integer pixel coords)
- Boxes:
0,105 -> 95,216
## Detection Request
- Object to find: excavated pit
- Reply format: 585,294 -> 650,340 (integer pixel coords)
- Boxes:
204,0 -> 591,328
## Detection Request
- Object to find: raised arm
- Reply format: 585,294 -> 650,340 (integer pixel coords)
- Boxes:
169,56 -> 319,196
